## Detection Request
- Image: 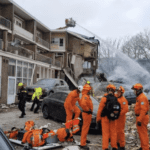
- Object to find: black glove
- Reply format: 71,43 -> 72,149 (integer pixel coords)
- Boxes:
137,121 -> 141,126
87,110 -> 92,114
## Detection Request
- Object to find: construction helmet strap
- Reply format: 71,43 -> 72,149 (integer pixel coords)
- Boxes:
136,89 -> 143,96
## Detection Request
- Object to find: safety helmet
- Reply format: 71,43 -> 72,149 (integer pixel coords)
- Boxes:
83,84 -> 92,91
87,81 -> 90,84
106,84 -> 116,91
78,86 -> 83,92
131,83 -> 143,90
118,86 -> 125,93
18,82 -> 23,87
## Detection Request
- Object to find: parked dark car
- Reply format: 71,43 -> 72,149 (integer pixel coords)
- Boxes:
41,91 -> 101,131
26,78 -> 69,101
0,128 -> 15,150
124,91 -> 150,105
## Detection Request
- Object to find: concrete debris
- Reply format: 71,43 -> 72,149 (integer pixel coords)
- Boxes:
1,104 -> 9,109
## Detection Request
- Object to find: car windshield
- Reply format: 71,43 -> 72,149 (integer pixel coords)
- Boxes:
0,132 -> 12,150
35,79 -> 55,86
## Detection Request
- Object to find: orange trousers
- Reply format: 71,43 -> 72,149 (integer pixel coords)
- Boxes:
80,112 -> 92,146
65,105 -> 81,122
136,115 -> 149,150
116,115 -> 126,147
101,116 -> 117,150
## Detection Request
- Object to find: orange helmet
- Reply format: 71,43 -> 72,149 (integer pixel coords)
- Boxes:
131,83 -> 143,90
118,86 -> 125,93
83,84 -> 92,91
106,84 -> 116,91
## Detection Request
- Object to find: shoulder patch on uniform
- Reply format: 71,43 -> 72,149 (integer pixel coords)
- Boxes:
123,102 -> 126,105
141,102 -> 144,105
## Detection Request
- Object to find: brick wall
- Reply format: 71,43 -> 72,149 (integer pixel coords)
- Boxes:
0,57 -> 9,104
1,4 -> 14,30
43,32 -> 50,43
26,20 -> 34,34
51,33 -> 66,38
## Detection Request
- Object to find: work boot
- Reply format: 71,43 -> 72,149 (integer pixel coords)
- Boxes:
120,147 -> 125,150
112,148 -> 117,150
86,140 -> 90,143
19,115 -> 24,118
34,111 -> 39,114
105,149 -> 109,150
79,145 -> 89,150
138,148 -> 142,150
117,143 -> 120,148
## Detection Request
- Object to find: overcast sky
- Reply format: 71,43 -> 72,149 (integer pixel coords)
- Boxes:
13,0 -> 150,39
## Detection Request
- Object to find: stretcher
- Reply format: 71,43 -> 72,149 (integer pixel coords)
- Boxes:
9,139 -> 62,150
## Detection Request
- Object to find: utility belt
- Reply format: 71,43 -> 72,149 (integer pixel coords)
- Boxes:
82,110 -> 92,114
135,112 -> 148,117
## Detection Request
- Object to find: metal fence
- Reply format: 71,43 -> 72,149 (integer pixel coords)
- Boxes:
36,53 -> 52,65
0,16 -> 11,30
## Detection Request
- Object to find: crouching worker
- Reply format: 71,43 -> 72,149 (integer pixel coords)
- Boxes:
96,84 -> 121,150
17,82 -> 27,118
30,87 -> 42,113
4,127 -> 20,140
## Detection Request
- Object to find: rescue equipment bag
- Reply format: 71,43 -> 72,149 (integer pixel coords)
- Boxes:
101,94 -> 121,120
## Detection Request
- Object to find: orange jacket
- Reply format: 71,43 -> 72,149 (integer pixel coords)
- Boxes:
56,128 -> 73,142
96,95 -> 107,122
43,130 -> 56,140
4,131 -> 18,139
80,89 -> 93,112
117,96 -> 128,116
24,121 -> 34,131
134,93 -> 149,122
22,129 -> 45,147
64,90 -> 80,110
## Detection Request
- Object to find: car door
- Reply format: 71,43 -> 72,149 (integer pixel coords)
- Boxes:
55,92 -> 68,122
53,81 -> 60,92
48,93 -> 61,119
57,80 -> 68,91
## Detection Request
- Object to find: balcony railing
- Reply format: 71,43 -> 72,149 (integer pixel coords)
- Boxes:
0,16 -> 11,30
14,24 -> 33,41
7,43 -> 34,59
36,53 -> 52,65
36,36 -> 50,49
55,60 -> 61,67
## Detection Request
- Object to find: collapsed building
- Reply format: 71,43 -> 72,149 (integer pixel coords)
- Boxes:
0,0 -> 99,104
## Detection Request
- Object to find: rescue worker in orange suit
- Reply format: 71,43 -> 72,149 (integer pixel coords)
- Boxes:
116,86 -> 128,150
131,83 -> 150,150
17,82 -> 27,118
64,86 -> 83,122
79,84 -> 93,150
96,84 -> 118,150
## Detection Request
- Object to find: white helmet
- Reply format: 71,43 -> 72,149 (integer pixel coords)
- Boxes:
78,86 -> 83,92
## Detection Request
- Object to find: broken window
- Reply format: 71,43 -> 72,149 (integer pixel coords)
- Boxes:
60,38 -> 63,46
8,65 -> 15,77
17,66 -> 22,77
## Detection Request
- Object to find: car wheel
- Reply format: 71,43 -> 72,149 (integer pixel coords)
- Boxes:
43,105 -> 49,119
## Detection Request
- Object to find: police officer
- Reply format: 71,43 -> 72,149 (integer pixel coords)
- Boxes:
131,83 -> 149,150
30,87 -> 42,113
17,82 -> 27,118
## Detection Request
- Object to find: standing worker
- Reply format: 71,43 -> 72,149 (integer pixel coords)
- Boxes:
17,82 -> 27,118
79,84 -> 93,150
30,87 -> 42,113
64,86 -> 83,123
116,86 -> 128,150
84,80 -> 94,97
96,84 -> 121,150
131,83 -> 149,150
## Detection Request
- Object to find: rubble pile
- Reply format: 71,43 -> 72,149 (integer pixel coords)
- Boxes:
125,104 -> 150,150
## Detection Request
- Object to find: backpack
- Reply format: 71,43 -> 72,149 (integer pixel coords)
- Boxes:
30,129 -> 45,147
25,121 -> 35,131
101,94 -> 121,120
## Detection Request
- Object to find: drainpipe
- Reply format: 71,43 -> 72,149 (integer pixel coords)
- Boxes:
30,64 -> 36,85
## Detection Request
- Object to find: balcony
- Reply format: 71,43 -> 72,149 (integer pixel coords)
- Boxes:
0,16 -> 11,30
7,43 -> 34,59
83,68 -> 93,75
14,24 -> 33,41
0,39 -> 3,50
36,53 -> 52,65
55,60 -> 61,67
36,36 -> 50,49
